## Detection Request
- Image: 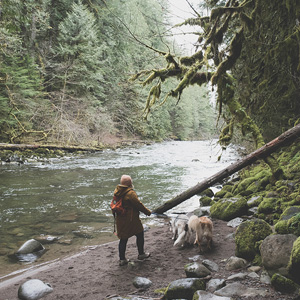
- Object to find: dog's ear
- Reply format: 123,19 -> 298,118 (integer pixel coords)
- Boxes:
184,224 -> 189,232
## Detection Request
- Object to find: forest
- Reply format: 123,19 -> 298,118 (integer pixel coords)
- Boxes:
0,0 -> 218,147
0,0 -> 299,150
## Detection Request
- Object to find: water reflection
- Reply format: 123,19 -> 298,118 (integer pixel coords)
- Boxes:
0,140 -> 239,277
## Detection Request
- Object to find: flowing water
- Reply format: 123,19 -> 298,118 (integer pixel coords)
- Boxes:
0,140 -> 240,279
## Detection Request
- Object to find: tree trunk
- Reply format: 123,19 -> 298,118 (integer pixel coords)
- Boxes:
153,124 -> 300,214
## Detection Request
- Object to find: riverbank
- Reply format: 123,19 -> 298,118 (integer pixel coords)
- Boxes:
0,217 -> 292,300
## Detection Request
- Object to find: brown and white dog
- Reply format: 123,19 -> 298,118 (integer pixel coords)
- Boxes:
188,215 -> 213,252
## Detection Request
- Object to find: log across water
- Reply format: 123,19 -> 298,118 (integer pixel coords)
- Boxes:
153,124 -> 300,214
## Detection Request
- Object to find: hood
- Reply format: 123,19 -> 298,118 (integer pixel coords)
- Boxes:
113,185 -> 132,198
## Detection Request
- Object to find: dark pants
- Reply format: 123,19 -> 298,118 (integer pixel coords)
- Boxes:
119,231 -> 144,260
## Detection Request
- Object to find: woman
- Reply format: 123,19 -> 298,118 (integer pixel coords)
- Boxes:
113,174 -> 152,266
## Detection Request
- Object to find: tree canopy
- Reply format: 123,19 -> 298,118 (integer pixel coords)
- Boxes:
0,0 -> 217,145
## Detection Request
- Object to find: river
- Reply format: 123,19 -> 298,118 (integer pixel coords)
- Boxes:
0,140 -> 240,279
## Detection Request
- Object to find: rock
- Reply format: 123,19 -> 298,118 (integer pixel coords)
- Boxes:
132,277 -> 152,289
188,255 -> 204,262
210,196 -> 248,221
288,236 -> 300,284
206,278 -> 226,293
184,262 -> 211,278
227,272 -> 247,281
35,235 -> 59,244
193,290 -> 231,300
235,218 -> 272,261
17,239 -> 44,254
165,278 -> 205,300
18,279 -> 53,300
225,256 -> 248,271
260,234 -> 297,277
271,273 -> 299,294
280,206 -> 300,220
260,270 -> 271,284
247,272 -> 260,279
15,239 -> 45,262
227,217 -> 244,228
247,265 -> 261,273
215,282 -> 270,298
202,259 -> 219,272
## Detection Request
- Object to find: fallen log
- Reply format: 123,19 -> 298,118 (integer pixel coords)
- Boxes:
0,143 -> 102,152
153,123 -> 300,214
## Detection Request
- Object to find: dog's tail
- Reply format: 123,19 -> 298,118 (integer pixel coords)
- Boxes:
173,224 -> 189,247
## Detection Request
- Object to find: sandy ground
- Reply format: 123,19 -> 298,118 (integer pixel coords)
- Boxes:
0,217 -> 295,300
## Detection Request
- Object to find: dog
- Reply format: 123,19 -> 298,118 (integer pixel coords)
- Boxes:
188,215 -> 213,252
170,215 -> 192,247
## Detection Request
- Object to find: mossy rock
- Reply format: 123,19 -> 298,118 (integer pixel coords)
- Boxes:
199,196 -> 213,206
233,169 -> 272,195
280,206 -> 300,221
210,196 -> 248,221
274,220 -> 289,234
199,188 -> 214,198
257,197 -> 280,214
287,213 -> 300,236
288,237 -> 300,283
271,273 -> 299,294
235,218 -> 272,261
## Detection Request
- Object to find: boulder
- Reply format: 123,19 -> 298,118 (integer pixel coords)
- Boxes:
235,218 -> 272,261
206,278 -> 226,293
132,277 -> 152,289
184,262 -> 211,278
210,197 -> 248,221
260,234 -> 297,276
17,239 -> 44,254
165,278 -> 205,300
16,239 -> 45,262
225,256 -> 247,271
18,279 -> 53,300
288,236 -> 300,284
271,273 -> 299,294
202,259 -> 219,272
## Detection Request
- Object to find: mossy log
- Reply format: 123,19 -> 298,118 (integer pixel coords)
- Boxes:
153,123 -> 300,214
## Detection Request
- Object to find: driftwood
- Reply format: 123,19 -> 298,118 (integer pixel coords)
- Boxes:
153,124 -> 300,214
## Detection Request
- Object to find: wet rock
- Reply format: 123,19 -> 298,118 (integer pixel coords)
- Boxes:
18,279 -> 53,300
206,278 -> 226,293
235,218 -> 272,261
227,217 -> 244,228
16,239 -> 45,262
132,277 -> 152,289
225,256 -> 248,271
184,262 -> 211,278
260,234 -> 297,276
35,235 -> 59,244
215,282 -> 270,298
165,278 -> 205,300
193,290 -> 231,300
202,259 -> 219,272
17,239 -> 44,254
